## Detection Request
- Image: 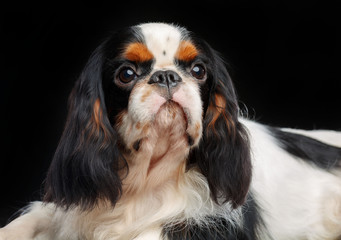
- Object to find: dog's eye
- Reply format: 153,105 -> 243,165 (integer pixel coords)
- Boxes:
118,67 -> 137,83
191,64 -> 206,80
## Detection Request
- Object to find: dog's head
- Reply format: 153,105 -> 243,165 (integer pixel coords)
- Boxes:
44,23 -> 251,209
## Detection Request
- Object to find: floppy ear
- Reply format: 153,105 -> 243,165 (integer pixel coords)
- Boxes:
190,49 -> 252,208
44,43 -> 123,209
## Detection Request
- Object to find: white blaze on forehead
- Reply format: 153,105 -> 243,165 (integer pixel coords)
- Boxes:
139,23 -> 183,67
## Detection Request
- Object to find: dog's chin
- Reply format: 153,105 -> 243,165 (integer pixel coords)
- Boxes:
154,100 -> 188,132
150,98 -> 201,148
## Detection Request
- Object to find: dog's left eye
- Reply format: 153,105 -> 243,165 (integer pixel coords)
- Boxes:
118,67 -> 137,83
191,64 -> 206,80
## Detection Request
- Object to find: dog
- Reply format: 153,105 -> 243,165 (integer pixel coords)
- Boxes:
1,22 -> 341,240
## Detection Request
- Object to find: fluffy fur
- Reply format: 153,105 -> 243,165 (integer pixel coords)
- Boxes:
1,22 -> 341,240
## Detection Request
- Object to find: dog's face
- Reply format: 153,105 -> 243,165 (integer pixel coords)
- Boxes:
44,23 -> 251,210
108,23 -> 204,153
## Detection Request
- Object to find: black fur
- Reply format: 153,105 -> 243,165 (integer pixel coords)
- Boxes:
163,194 -> 265,240
44,27 -> 146,209
271,128 -> 341,170
43,42 -> 123,209
103,26 -> 154,124
189,39 -> 252,208
242,194 -> 270,240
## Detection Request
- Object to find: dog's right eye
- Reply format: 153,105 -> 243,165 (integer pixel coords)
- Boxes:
118,67 -> 137,83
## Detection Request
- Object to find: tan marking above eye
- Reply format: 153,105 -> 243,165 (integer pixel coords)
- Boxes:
176,41 -> 198,61
124,42 -> 154,62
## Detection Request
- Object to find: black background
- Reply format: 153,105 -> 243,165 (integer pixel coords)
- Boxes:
1,1 -> 340,226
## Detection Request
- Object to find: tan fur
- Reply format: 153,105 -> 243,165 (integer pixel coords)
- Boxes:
124,42 -> 154,62
175,41 -> 198,61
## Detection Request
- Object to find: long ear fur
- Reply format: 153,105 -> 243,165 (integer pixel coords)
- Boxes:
190,47 -> 252,208
44,43 -> 123,209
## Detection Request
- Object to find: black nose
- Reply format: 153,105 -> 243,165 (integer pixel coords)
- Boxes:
148,70 -> 182,88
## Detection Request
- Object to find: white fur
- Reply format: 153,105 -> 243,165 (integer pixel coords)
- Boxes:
242,119 -> 341,240
0,170 -> 238,240
139,23 -> 186,68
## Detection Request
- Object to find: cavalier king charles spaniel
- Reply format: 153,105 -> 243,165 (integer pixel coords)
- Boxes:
1,22 -> 341,240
